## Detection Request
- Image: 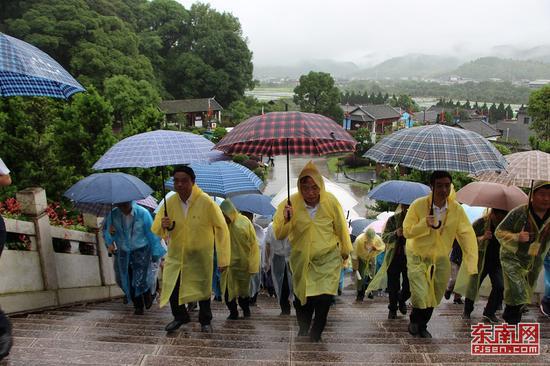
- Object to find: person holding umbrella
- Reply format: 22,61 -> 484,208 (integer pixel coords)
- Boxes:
495,181 -> 550,324
273,161 -> 352,342
367,204 -> 411,319
403,171 -> 478,338
103,202 -> 166,315
220,201 -> 260,319
152,166 -> 230,333
454,208 -> 508,323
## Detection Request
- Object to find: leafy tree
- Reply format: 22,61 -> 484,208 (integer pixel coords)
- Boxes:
527,85 -> 550,141
505,104 -> 514,120
293,71 -> 343,122
352,128 -> 373,156
463,100 -> 471,109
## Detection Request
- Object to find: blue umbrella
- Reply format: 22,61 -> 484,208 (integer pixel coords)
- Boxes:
64,173 -> 153,204
230,194 -> 275,216
350,218 -> 375,238
367,180 -> 431,205
73,202 -> 113,217
93,130 -> 227,170
165,161 -> 263,198
0,33 -> 85,99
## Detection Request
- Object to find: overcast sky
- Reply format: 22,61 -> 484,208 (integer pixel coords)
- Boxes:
176,0 -> 550,66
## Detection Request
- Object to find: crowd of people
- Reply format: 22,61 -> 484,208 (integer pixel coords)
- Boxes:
0,160 -> 548,358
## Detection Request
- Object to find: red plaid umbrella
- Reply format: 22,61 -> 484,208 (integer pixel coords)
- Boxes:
214,111 -> 357,203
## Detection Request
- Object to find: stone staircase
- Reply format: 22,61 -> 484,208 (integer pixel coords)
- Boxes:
1,287 -> 548,365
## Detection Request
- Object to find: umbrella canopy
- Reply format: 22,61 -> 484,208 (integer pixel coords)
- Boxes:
0,33 -> 85,99
73,202 -> 113,217
366,219 -> 387,234
64,173 -> 152,204
364,124 -> 507,174
136,195 -> 158,211
473,150 -> 550,188
462,204 -> 487,224
230,194 -> 275,216
93,130 -> 227,170
350,218 -> 375,237
456,181 -> 528,211
271,177 -> 359,213
214,111 -> 356,156
165,161 -> 263,198
367,180 -> 431,205
376,211 -> 395,221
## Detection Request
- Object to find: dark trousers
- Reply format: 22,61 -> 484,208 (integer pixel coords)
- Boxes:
410,307 -> 434,331
128,266 -> 145,310
169,275 -> 212,325
280,268 -> 291,314
502,304 -> 523,325
387,253 -> 410,311
464,265 -> 504,317
294,294 -> 333,341
0,310 -> 10,336
224,290 -> 250,316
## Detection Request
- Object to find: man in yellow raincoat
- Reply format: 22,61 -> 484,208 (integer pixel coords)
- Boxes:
352,228 -> 385,302
152,166 -> 230,333
495,181 -> 550,324
273,161 -> 352,342
367,205 -> 410,319
403,171 -> 477,338
220,200 -> 260,320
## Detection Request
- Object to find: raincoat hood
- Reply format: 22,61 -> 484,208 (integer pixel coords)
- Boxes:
533,180 -> 550,193
297,161 -> 326,198
220,199 -> 238,223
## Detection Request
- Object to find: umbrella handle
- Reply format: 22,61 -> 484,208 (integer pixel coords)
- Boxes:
161,166 -> 176,231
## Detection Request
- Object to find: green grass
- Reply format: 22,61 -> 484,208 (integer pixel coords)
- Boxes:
327,157 -> 376,174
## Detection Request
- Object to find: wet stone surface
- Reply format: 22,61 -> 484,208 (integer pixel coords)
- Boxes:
1,286 -> 548,365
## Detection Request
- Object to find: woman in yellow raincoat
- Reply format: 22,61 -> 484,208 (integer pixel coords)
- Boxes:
220,200 -> 260,320
152,166 -> 230,333
352,228 -> 385,302
366,205 -> 410,319
495,181 -> 550,324
273,161 -> 352,342
403,171 -> 477,338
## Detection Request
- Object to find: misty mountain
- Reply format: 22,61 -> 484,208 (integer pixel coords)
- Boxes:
487,44 -> 550,63
253,59 -> 359,80
351,54 -> 462,79
445,57 -> 550,81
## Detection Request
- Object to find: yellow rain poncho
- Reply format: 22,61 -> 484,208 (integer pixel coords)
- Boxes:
495,197 -> 550,306
366,209 -> 406,293
352,229 -> 385,287
220,199 -> 260,301
152,185 -> 230,306
403,188 -> 477,309
273,161 -> 353,305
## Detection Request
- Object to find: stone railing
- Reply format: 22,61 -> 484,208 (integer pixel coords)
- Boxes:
0,187 -> 122,314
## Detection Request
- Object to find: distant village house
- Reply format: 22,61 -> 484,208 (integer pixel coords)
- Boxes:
158,98 -> 223,129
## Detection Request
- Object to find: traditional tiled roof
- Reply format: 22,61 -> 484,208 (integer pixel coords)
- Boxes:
455,119 -> 502,138
349,104 -> 401,121
159,98 -> 223,114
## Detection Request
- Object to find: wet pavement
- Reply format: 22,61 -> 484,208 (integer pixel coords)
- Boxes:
2,285 -> 548,365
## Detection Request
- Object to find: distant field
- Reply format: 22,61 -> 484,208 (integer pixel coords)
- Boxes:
246,87 -> 294,101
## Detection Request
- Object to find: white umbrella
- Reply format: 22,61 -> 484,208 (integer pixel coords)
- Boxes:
271,177 -> 359,213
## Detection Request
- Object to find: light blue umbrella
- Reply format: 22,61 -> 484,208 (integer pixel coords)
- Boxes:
92,130 -> 227,170
0,33 -> 85,99
230,194 -> 275,216
64,173 -> 152,204
367,180 -> 431,205
350,218 -> 375,238
165,161 -> 263,198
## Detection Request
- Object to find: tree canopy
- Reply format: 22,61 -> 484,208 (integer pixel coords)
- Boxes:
293,71 -> 343,122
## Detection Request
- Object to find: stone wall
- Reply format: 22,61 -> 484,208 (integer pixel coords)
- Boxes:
0,187 -> 123,314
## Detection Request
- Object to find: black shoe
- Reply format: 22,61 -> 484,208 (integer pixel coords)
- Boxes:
134,307 -> 144,315
227,313 -> 239,320
540,301 -> 550,317
337,288 -> 342,296
310,334 -> 322,342
419,328 -> 432,338
444,290 -> 452,300
367,292 -> 374,299
144,292 -> 154,310
122,297 -> 129,305
482,314 -> 500,323
279,311 -> 291,316
399,302 -> 407,315
164,319 -> 189,332
243,309 -> 251,318
408,322 -> 419,336
0,332 -> 13,360
453,298 -> 464,305
297,328 -> 309,337
388,310 -> 397,319
462,312 -> 471,320
201,324 -> 213,333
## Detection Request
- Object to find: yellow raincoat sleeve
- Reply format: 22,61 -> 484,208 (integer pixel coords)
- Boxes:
273,200 -> 292,240
247,223 -> 261,274
330,195 -> 353,257
151,205 -> 166,238
454,206 -> 478,275
211,203 -> 231,268
403,198 -> 431,240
